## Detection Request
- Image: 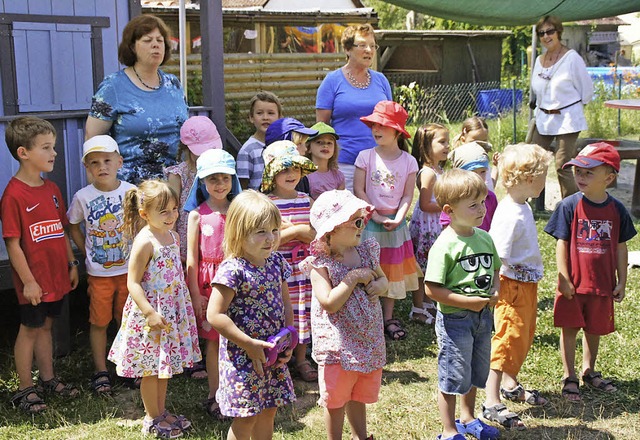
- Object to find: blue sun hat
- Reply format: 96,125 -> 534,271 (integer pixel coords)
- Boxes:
184,149 -> 241,211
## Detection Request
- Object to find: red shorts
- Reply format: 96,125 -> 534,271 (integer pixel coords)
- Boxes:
88,274 -> 129,327
554,293 -> 614,335
317,364 -> 382,409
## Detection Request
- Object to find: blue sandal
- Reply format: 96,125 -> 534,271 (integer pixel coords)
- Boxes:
436,434 -> 466,440
456,418 -> 501,439
142,414 -> 183,438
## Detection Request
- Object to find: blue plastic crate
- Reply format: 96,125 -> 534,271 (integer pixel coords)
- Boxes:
477,88 -> 523,118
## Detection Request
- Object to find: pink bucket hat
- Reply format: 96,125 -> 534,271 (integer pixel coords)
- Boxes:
360,100 -> 411,139
180,116 -> 222,155
309,190 -> 374,253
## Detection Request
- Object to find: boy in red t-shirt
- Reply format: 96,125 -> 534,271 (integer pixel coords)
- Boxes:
544,143 -> 636,402
0,116 -> 80,414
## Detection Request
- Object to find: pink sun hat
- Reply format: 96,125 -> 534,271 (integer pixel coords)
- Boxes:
180,116 -> 222,155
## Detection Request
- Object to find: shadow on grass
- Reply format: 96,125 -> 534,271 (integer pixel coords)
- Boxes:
538,295 -> 555,312
382,368 -> 429,386
504,424 -> 617,439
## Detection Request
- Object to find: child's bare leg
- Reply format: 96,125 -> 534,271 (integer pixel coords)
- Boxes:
140,376 -> 161,418
156,377 -> 169,414
252,407 -> 277,440
14,324 -> 38,389
410,280 -> 430,323
438,391 -> 459,439
294,343 -> 308,365
324,407 -> 346,440
582,332 -> 600,374
207,339 -> 220,399
382,297 -> 395,321
33,317 -> 55,381
345,401 -> 367,440
560,327 -> 580,379
228,415 -> 257,440
501,371 -> 519,390
459,386 -> 477,424
90,324 -> 108,372
484,369 -> 503,406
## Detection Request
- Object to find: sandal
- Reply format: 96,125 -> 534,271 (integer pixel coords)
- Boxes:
90,371 -> 112,396
10,386 -> 47,414
185,360 -> 207,380
142,414 -> 182,439
481,403 -> 525,430
384,318 -> 407,340
162,409 -> 192,431
561,377 -> 581,402
455,418 -> 501,440
203,396 -> 231,421
295,360 -> 318,382
123,377 -> 142,389
582,370 -> 616,393
37,376 -> 80,398
500,383 -> 547,406
409,306 -> 434,325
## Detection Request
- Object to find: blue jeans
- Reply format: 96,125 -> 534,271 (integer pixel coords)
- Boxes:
435,307 -> 493,395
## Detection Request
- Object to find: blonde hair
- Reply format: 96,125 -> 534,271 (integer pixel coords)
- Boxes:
434,169 -> 488,208
453,116 -> 488,148
223,190 -> 282,259
305,134 -> 340,170
291,132 -> 310,147
499,143 -> 552,189
122,180 -> 178,240
412,123 -> 448,168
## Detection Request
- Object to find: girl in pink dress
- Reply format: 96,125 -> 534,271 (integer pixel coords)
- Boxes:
301,190 -> 388,440
108,180 -> 200,438
185,149 -> 242,420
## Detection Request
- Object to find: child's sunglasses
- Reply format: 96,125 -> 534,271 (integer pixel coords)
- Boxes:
344,217 -> 366,229
537,28 -> 557,37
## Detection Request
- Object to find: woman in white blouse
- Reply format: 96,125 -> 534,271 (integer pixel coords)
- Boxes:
530,15 -> 593,199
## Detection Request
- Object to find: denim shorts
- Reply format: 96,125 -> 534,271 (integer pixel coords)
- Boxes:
435,306 -> 493,395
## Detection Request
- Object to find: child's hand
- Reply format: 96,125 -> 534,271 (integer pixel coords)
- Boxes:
69,266 -> 79,290
487,289 -> 499,307
191,294 -> 207,319
275,348 -> 293,368
23,281 -> 43,306
146,311 -> 168,331
365,277 -> 387,297
348,268 -> 376,286
466,296 -> 492,312
492,152 -> 500,167
382,218 -> 402,231
370,212 -> 387,224
281,218 -> 294,229
558,277 -> 576,300
613,283 -> 626,302
296,224 -> 316,243
244,338 -> 273,376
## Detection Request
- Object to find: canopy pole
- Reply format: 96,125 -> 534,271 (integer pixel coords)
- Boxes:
529,24 -> 537,120
179,0 -> 188,98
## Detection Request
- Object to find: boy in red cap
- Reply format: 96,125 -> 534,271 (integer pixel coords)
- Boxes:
544,142 -> 636,402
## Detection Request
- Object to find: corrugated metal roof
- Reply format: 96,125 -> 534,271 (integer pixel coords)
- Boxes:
222,0 -> 268,7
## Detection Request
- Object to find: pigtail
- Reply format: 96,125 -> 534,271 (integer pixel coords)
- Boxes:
122,187 -> 144,241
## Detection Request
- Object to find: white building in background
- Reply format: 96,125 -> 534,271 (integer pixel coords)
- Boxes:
618,13 -> 640,64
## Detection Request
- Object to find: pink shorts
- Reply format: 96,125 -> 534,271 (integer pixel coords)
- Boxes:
317,364 -> 382,409
554,293 -> 614,335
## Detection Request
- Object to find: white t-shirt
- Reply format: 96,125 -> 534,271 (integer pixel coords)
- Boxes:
67,181 -> 136,276
489,196 -> 543,283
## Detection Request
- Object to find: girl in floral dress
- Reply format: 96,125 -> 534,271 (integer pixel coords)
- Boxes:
300,190 -> 388,440
108,180 -> 201,438
184,149 -> 241,420
207,190 -> 296,440
408,123 -> 449,325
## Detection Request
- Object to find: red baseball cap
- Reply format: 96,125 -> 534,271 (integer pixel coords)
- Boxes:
562,142 -> 620,172
360,101 -> 411,139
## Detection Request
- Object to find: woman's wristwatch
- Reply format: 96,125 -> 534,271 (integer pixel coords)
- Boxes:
68,259 -> 80,268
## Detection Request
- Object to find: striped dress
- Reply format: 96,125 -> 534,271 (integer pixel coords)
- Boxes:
269,192 -> 313,344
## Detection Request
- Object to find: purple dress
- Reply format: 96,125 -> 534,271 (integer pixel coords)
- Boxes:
211,252 -> 296,417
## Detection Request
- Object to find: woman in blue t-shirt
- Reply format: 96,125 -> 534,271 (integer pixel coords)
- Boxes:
85,15 -> 188,184
315,24 -> 392,191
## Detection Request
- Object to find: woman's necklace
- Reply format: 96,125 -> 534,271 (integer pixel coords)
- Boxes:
346,68 -> 371,89
132,65 -> 161,90
539,47 -> 565,80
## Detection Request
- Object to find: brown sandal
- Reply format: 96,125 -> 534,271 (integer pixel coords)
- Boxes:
384,319 -> 407,340
295,360 -> 318,382
37,377 -> 79,398
582,370 -> 616,393
561,377 -> 581,402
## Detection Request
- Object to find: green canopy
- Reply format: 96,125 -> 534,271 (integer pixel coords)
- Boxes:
381,0 -> 640,25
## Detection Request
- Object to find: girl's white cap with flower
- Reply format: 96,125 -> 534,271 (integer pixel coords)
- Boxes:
310,190 -> 373,246
184,149 -> 241,211
261,140 -> 317,192
180,116 -> 222,155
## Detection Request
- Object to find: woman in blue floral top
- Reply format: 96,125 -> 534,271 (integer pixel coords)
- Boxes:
85,15 -> 188,184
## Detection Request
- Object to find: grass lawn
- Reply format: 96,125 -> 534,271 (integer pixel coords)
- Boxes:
1,203 -> 639,439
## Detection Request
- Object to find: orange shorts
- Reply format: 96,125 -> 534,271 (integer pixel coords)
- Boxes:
490,276 -> 538,376
317,364 -> 382,409
88,274 -> 129,327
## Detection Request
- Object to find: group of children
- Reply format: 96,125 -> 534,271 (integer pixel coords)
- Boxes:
0,88 -> 635,440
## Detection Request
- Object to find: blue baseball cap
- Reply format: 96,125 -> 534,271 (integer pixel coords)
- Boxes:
265,118 -> 318,146
184,149 -> 241,211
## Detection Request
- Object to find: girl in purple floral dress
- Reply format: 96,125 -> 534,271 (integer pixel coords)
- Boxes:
108,180 -> 201,438
207,190 -> 295,439
300,190 -> 388,440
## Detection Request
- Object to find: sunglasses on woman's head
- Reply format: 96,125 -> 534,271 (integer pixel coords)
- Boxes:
537,28 -> 557,37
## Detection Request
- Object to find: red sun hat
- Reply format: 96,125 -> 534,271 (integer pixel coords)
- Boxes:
360,100 -> 411,139
562,142 -> 620,172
